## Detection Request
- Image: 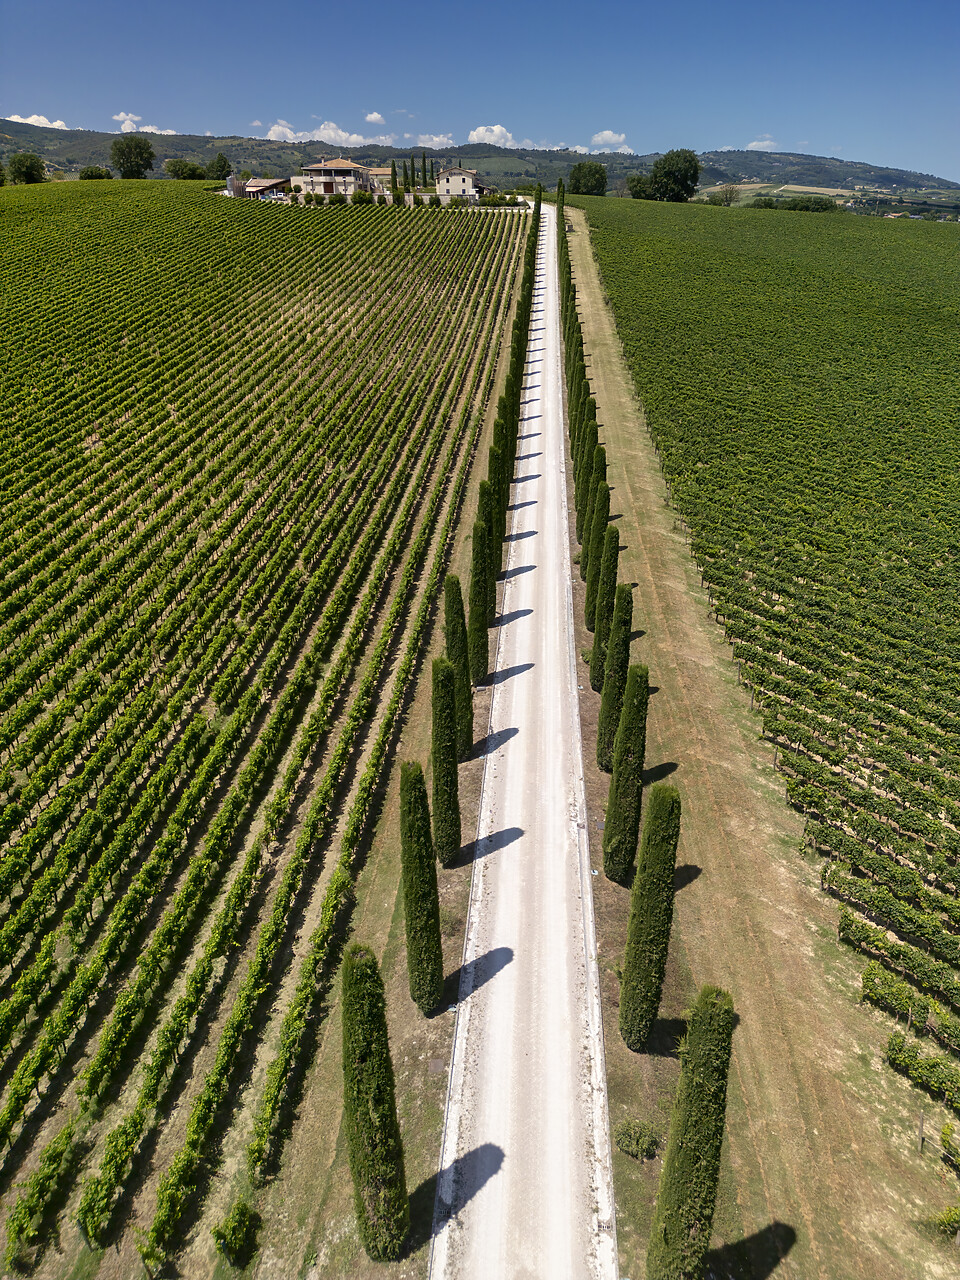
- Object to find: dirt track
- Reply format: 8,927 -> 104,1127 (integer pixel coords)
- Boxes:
429,206 -> 617,1280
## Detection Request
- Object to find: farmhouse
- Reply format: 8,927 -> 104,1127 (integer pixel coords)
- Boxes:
435,166 -> 488,202
297,159 -> 378,197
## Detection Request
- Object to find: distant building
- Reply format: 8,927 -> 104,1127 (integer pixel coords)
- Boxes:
435,166 -> 489,203
297,159 -> 375,197
243,177 -> 292,200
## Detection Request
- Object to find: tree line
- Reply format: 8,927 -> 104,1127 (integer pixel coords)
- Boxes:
558,177 -> 736,1279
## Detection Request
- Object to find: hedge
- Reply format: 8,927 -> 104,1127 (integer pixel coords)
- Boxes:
399,762 -> 444,1012
341,944 -> 409,1260
619,783 -> 681,1048
444,574 -> 473,759
589,524 -> 620,691
431,657 -> 461,866
647,984 -> 735,1279
603,663 -> 649,883
597,584 -> 633,772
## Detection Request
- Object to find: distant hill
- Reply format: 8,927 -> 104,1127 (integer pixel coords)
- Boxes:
1,118 -> 957,193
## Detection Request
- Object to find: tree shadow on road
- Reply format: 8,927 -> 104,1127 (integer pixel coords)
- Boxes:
486,662 -> 534,686
507,499 -> 537,512
498,563 -> 536,581
704,1221 -> 798,1279
492,607 -> 533,628
443,945 -> 514,1006
407,1143 -> 506,1254
504,528 -> 537,542
469,727 -> 519,759
452,826 -> 524,869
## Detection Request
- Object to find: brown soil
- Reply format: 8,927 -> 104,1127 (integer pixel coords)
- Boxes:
564,206 -> 958,1280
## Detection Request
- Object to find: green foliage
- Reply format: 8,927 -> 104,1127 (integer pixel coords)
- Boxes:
399,762 -> 443,1012
212,1199 -> 261,1267
619,782 -> 680,1047
886,1031 -> 960,1114
352,189 -> 375,204
635,148 -> 702,202
597,584 -> 633,772
390,158 -> 398,191
341,944 -> 409,1260
590,525 -> 620,691
165,157 -> 207,180
468,520 -> 490,683
402,160 -> 410,189
614,1117 -> 661,1160
568,160 -> 607,196
5,1122 -> 78,1268
110,135 -> 155,179
206,152 -> 232,180
584,482 -> 610,631
8,153 -> 45,184
647,985 -> 735,1279
444,574 -> 473,759
431,657 -> 461,867
750,194 -> 844,212
329,190 -> 347,205
603,663 -> 649,882
78,165 -> 112,180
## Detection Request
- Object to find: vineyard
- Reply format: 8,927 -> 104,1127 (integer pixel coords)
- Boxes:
568,195 -> 960,1227
0,180 -> 525,1273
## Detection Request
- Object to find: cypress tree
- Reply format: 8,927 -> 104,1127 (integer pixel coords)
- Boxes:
341,944 -> 409,1260
399,763 -> 444,1012
647,985 -> 735,1280
430,157 -> 435,181
580,443 -> 605,555
443,574 -> 473,760
597,584 -> 633,772
467,521 -> 489,684
402,160 -> 409,190
410,155 -> 416,189
390,159 -> 398,192
431,657 -> 461,866
619,783 -> 680,1048
602,663 -> 649,882
421,152 -> 427,186
590,525 -> 620,691
478,480 -> 497,624
584,482 -> 610,630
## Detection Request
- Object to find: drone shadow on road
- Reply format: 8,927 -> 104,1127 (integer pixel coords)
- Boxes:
408,1143 -> 506,1253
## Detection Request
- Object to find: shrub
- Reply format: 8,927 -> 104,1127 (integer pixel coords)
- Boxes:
429,193 -> 441,207
603,663 -> 649,882
399,762 -> 443,1011
614,1118 -> 661,1160
329,191 -> 347,205
647,985 -> 735,1280
79,166 -> 113,180
431,657 -> 461,866
619,782 -> 680,1046
413,192 -> 424,207
352,189 -> 374,204
590,525 -> 620,690
377,193 -> 388,205
212,1199 -> 261,1267
341,944 -> 409,1260
444,574 -> 473,759
468,521 -> 489,684
597,584 -> 633,772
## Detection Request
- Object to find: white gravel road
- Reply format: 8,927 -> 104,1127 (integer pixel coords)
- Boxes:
429,205 -> 618,1280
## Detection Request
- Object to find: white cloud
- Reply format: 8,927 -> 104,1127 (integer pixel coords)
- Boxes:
205,131 -> 214,137
468,124 -> 517,147
570,144 -> 590,154
113,111 -> 141,133
250,119 -> 262,127
718,144 -> 736,152
416,133 -> 454,148
365,111 -> 385,124
5,112 -> 69,129
591,130 -> 625,148
139,125 -> 177,135
265,118 -> 395,146
746,134 -> 778,152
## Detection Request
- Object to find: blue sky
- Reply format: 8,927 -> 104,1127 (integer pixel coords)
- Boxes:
2,0 -> 958,180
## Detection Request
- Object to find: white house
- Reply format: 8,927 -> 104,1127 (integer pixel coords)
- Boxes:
435,166 -> 488,203
296,159 -> 375,197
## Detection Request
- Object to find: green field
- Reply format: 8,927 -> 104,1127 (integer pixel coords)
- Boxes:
569,194 -> 960,1223
0,181 -> 523,1274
